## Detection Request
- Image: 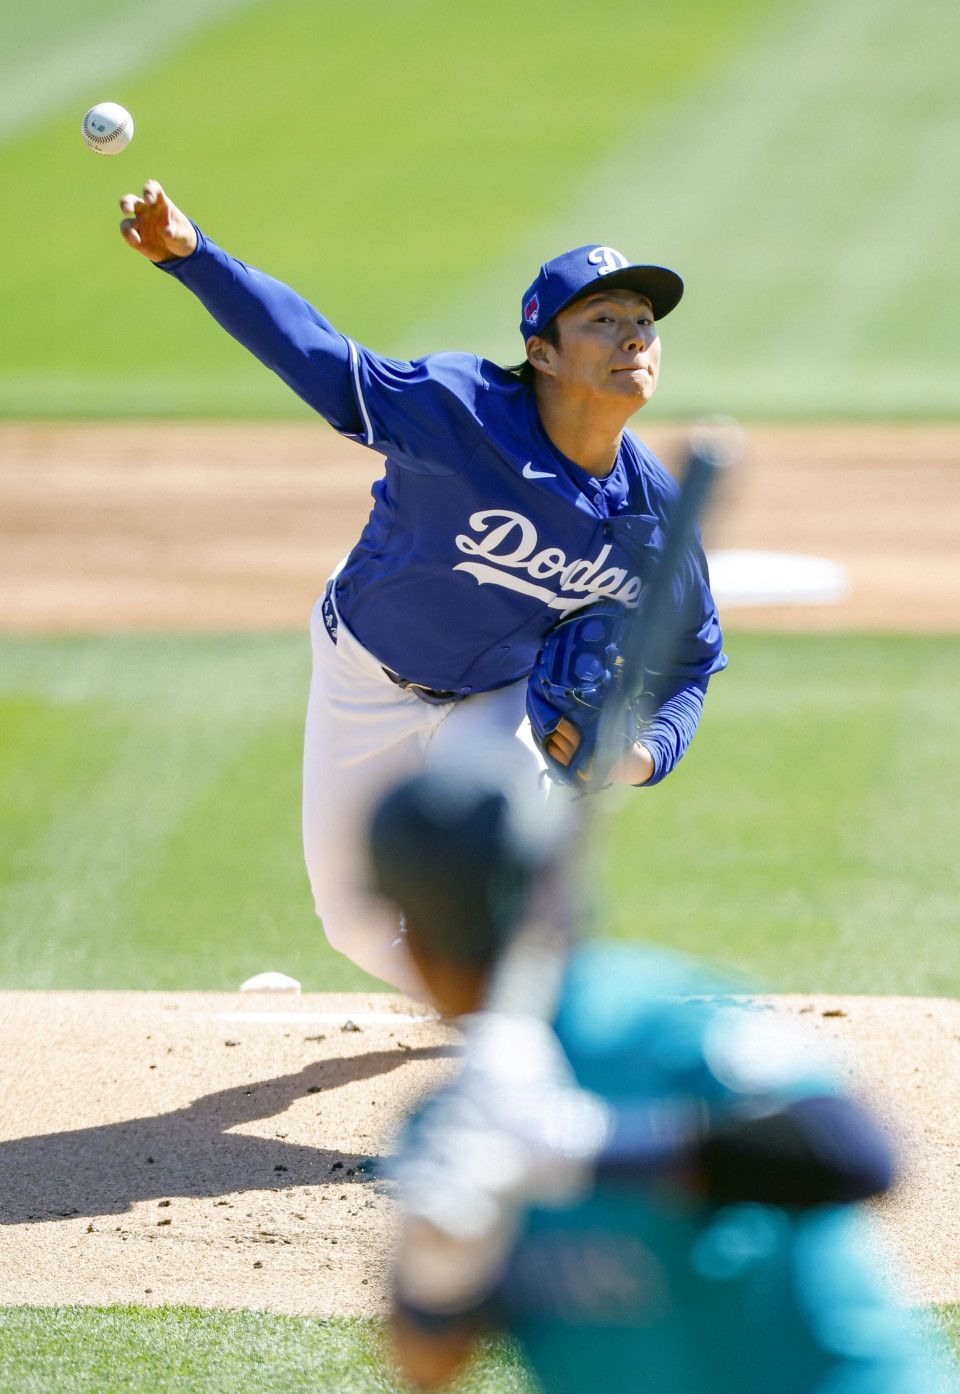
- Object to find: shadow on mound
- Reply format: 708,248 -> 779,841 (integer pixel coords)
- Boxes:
0,1044 -> 456,1225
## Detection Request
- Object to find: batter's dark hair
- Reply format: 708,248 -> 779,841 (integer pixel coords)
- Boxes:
506,316 -> 561,389
369,770 -> 556,968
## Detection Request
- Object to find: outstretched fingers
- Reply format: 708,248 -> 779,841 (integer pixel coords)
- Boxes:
116,179 -> 195,260
119,218 -> 142,247
118,182 -> 164,253
143,179 -> 167,211
118,181 -> 167,216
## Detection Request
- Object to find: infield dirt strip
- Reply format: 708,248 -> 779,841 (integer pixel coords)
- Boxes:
1,422 -> 959,632
1,423 -> 959,1315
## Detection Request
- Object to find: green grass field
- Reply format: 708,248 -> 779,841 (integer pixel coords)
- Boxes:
0,1305 -> 957,1393
2,0 -> 959,418
2,631 -> 959,995
0,1309 -> 534,1394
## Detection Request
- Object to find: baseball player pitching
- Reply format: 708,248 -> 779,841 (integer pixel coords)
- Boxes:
117,181 -> 726,997
369,766 -> 959,1394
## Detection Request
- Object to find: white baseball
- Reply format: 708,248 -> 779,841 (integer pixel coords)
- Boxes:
81,102 -> 134,155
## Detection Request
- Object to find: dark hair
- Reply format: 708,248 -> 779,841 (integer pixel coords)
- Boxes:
506,316 -> 561,389
369,770 -> 558,968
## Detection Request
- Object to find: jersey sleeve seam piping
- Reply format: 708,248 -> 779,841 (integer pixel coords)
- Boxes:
347,338 -> 375,446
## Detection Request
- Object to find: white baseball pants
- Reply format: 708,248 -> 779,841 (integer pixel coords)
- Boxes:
301,586 -> 549,998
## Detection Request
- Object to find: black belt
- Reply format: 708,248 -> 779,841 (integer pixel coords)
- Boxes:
320,581 -> 340,644
321,580 -> 464,706
379,667 -> 463,705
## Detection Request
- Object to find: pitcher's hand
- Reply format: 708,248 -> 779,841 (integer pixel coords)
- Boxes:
546,718 -> 655,786
119,180 -> 197,263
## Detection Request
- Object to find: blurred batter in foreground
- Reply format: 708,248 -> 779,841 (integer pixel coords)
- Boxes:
369,767 -> 957,1394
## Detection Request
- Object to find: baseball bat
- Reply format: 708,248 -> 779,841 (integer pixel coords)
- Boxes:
484,418 -> 740,1022
595,416 -> 741,777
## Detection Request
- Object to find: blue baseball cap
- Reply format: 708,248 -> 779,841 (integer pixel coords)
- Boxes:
520,244 -> 684,340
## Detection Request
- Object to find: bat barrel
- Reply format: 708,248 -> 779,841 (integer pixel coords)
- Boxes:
598,421 -> 740,765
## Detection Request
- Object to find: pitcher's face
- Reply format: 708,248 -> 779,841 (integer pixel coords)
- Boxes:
548,288 -> 661,408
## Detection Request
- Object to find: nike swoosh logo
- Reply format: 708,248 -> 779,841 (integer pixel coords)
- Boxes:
522,462 -> 556,480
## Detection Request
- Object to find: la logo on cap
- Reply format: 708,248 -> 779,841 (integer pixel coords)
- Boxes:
588,246 -> 630,276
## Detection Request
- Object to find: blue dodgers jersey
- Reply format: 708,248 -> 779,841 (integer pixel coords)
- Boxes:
336,349 -> 723,693
494,945 -> 957,1394
159,234 -> 724,698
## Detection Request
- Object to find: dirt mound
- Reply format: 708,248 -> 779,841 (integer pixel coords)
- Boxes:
0,990 -> 956,1314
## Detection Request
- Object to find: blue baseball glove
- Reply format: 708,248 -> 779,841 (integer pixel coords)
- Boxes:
526,601 -> 640,789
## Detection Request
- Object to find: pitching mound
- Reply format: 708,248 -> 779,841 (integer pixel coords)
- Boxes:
0,991 -> 956,1315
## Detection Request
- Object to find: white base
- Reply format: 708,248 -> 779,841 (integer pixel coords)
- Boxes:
707,549 -> 849,607
239,971 -> 302,993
